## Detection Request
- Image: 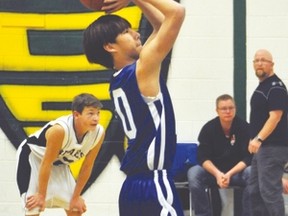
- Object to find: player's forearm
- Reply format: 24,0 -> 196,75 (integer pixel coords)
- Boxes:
133,0 -> 185,25
38,162 -> 52,197
72,145 -> 102,198
132,0 -> 163,31
72,165 -> 93,198
134,0 -> 185,58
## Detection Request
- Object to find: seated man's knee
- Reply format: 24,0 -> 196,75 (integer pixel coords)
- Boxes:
187,165 -> 205,187
242,166 -> 251,183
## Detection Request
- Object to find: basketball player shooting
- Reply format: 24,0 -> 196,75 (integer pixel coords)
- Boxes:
83,0 -> 185,215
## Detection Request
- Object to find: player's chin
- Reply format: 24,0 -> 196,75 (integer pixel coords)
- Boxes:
134,47 -> 142,59
136,44 -> 142,51
89,124 -> 97,130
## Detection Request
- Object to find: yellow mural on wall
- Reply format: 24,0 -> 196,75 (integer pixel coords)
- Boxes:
0,84 -> 111,133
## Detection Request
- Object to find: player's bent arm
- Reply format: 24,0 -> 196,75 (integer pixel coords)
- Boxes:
134,0 -> 185,96
132,1 -> 163,53
38,125 -> 64,197
136,0 -> 185,63
133,0 -> 164,34
25,125 -> 64,211
71,131 -> 105,203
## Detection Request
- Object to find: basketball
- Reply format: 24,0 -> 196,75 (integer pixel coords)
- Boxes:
80,0 -> 104,11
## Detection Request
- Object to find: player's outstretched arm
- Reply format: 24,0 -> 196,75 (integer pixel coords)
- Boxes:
69,130 -> 105,213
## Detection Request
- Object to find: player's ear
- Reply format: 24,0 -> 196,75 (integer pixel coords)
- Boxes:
73,110 -> 81,118
103,43 -> 116,53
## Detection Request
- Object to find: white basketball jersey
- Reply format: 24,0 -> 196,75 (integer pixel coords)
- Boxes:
27,114 -> 104,165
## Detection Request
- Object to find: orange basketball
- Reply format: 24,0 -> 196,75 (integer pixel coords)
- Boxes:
80,0 -> 104,11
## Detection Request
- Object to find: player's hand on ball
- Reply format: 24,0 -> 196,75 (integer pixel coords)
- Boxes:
102,0 -> 130,13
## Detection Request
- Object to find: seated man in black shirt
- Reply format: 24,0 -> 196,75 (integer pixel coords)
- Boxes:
187,94 -> 252,216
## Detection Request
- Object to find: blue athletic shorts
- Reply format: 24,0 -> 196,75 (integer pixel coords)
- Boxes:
119,169 -> 184,216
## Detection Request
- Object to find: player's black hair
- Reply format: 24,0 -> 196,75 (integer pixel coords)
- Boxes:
72,93 -> 103,113
83,14 -> 131,69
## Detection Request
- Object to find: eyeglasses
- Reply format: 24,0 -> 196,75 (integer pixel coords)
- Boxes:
253,58 -> 272,64
217,106 -> 235,112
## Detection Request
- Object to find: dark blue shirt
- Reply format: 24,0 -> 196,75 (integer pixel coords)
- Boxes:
250,74 -> 288,146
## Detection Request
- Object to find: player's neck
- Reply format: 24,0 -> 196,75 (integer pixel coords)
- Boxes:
113,57 -> 136,71
73,120 -> 87,143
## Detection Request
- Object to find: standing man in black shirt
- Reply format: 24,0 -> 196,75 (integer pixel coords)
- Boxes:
187,94 -> 252,216
248,49 -> 288,216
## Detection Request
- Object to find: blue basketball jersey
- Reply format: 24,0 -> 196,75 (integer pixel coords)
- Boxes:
109,62 -> 177,175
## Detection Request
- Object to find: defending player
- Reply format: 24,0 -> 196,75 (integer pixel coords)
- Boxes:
16,93 -> 105,216
83,0 -> 185,215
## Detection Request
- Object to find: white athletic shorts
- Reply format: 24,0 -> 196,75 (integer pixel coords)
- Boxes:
21,153 -> 76,215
